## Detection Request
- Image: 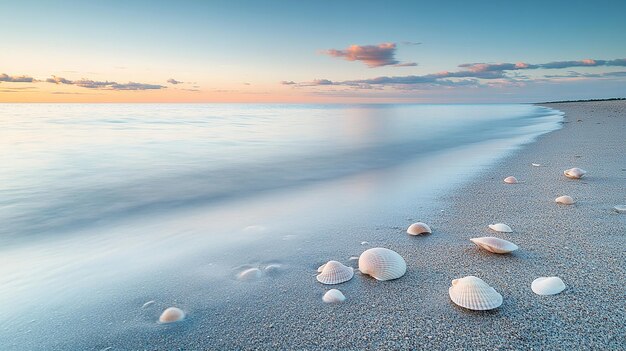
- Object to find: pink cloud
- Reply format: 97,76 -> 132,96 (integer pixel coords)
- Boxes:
323,43 -> 414,68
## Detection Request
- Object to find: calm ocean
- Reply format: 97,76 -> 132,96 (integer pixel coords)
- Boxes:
0,103 -> 562,348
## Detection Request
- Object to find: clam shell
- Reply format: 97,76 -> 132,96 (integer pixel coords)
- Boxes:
564,167 -> 586,179
531,277 -> 566,295
555,195 -> 575,205
470,237 -> 518,254
613,205 -> 626,214
158,307 -> 185,323
407,222 -> 432,235
449,276 -> 502,311
488,223 -> 513,233
503,176 -> 518,184
322,289 -> 346,303
316,261 -> 354,285
358,248 -> 406,281
237,267 -> 263,281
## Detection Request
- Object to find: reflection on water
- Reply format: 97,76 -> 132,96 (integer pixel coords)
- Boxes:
0,103 -> 563,349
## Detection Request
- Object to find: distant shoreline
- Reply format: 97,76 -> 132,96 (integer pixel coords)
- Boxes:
537,97 -> 625,104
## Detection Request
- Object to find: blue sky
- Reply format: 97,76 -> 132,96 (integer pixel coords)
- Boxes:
1,0 -> 625,102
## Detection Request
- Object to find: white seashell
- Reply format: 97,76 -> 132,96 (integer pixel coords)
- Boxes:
531,277 -> 566,295
158,307 -> 185,323
488,223 -> 513,233
316,261 -> 354,285
613,205 -> 626,213
448,276 -> 502,311
407,222 -> 432,235
322,289 -> 346,303
564,168 -> 586,179
360,241 -> 369,245
358,248 -> 406,281
237,268 -> 263,281
503,176 -> 518,184
470,237 -> 518,254
142,300 -> 156,308
317,263 -> 326,273
532,163 -> 541,167
264,264 -> 281,274
555,195 -> 575,205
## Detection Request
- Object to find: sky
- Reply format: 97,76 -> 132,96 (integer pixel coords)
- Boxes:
1,0 -> 626,103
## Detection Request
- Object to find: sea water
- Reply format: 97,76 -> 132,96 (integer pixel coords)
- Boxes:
0,103 -> 562,348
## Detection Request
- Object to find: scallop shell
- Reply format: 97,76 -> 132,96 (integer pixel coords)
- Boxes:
564,167 -> 586,179
488,223 -> 513,233
448,276 -> 502,311
316,260 -> 354,285
407,222 -> 432,235
555,195 -> 575,205
503,176 -> 518,184
322,289 -> 346,303
470,237 -> 518,254
158,307 -> 185,323
237,267 -> 263,281
613,205 -> 626,214
531,277 -> 566,295
358,248 -> 406,281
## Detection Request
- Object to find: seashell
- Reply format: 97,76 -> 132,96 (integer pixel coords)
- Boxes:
407,222 -> 432,235
488,223 -> 513,233
448,276 -> 502,311
360,241 -> 369,245
503,176 -> 518,184
316,261 -> 354,285
555,195 -> 575,205
142,300 -> 156,308
322,289 -> 346,303
264,264 -> 281,275
613,205 -> 626,214
317,263 -> 326,273
531,277 -> 566,295
564,168 -> 586,179
158,307 -> 185,323
237,268 -> 262,281
358,248 -> 406,281
470,237 -> 518,254
532,163 -> 541,167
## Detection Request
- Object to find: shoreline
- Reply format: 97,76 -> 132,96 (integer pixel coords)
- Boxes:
3,101 -> 624,350
192,100 -> 624,350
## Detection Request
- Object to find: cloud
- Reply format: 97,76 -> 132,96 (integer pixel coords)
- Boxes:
281,80 -> 296,85
540,59 -> 605,69
323,42 -> 417,68
394,62 -> 418,67
167,78 -> 182,84
46,76 -> 73,84
458,62 -> 539,72
0,73 -> 36,83
544,71 -> 626,79
293,57 -> 626,90
45,76 -> 165,90
402,41 -> 422,46
108,82 -> 165,90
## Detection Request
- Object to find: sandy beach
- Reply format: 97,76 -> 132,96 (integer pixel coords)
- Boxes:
1,101 -> 623,351
51,100 -> 619,351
